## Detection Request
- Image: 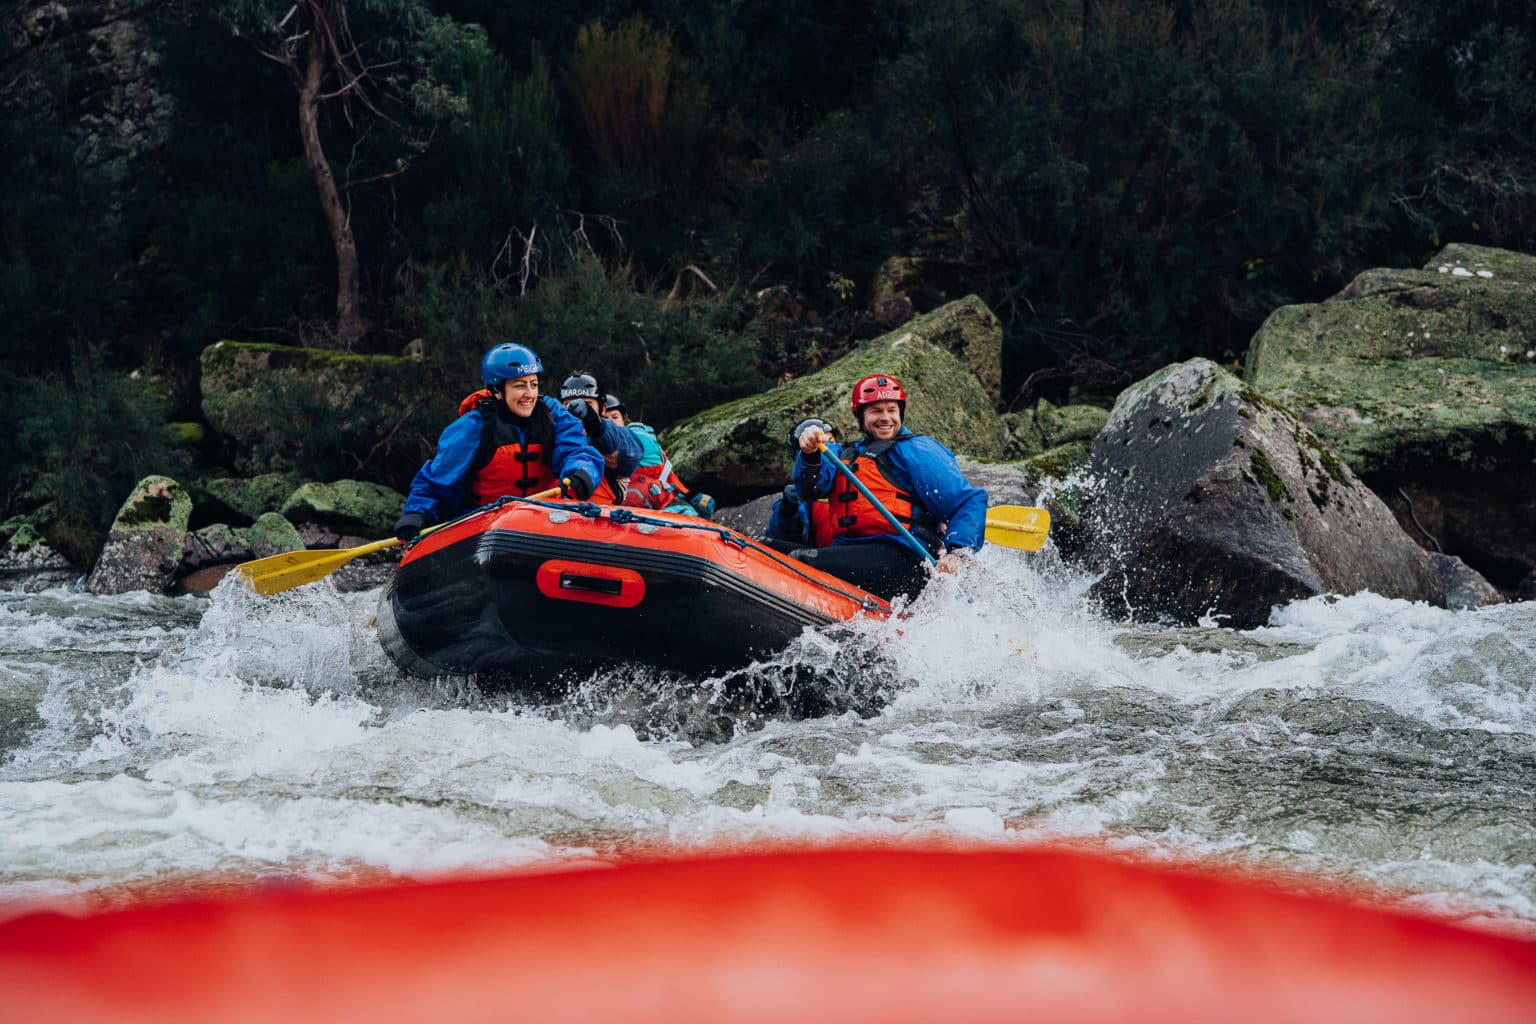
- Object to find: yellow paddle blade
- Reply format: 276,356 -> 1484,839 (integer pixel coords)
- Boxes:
984,505 -> 1050,551
235,537 -> 401,596
235,487 -> 564,596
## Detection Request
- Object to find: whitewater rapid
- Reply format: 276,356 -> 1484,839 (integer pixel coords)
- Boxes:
2,548 -> 1533,932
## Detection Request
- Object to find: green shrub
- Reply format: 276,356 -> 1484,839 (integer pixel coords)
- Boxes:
1,350 -> 188,565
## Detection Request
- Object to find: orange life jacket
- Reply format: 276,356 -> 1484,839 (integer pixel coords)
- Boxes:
828,437 -> 942,551
459,390 -> 559,505
592,476 -> 621,504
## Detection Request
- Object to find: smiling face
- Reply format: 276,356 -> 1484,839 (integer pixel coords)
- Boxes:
603,408 -> 626,425
860,400 -> 903,441
500,375 -> 540,417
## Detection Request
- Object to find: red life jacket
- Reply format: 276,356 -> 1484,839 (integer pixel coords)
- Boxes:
828,437 -> 942,550
619,449 -> 691,510
458,390 -> 559,505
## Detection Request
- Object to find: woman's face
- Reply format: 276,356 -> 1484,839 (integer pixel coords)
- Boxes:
861,400 -> 902,441
501,375 -> 539,417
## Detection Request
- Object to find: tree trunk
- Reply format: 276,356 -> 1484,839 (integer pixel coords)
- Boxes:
297,34 -> 363,349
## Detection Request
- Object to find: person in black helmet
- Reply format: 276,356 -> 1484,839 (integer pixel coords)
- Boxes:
558,371 -> 643,501
392,344 -> 604,542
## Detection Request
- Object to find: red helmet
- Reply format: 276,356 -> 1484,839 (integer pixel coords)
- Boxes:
851,374 -> 907,420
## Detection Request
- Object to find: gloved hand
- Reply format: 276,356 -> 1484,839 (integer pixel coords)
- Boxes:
562,469 -> 596,501
393,511 -> 427,542
787,418 -> 834,455
566,398 -> 606,440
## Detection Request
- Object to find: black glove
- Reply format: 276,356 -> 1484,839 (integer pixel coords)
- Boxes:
393,511 -> 427,542
788,418 -> 833,455
562,469 -> 596,501
566,397 -> 606,440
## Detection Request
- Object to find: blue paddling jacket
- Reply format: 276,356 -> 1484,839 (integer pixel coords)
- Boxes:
403,395 -> 604,525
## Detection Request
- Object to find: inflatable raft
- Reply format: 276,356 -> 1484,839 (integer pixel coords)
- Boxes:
375,497 -> 889,683
5,844 -> 1535,1023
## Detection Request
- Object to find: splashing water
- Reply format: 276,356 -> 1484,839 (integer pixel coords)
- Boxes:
2,550 -> 1533,933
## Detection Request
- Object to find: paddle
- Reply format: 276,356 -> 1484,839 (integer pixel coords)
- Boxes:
817,442 -> 936,565
235,486 -> 563,596
984,505 -> 1051,551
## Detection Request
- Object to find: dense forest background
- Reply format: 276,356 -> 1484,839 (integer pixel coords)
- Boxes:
2,0 -> 1533,559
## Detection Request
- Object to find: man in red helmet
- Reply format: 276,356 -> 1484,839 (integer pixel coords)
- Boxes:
786,374 -> 988,600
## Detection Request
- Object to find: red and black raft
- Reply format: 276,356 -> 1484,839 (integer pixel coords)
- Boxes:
375,497 -> 890,682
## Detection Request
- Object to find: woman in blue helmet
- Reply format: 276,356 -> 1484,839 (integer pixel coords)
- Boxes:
392,344 -> 605,541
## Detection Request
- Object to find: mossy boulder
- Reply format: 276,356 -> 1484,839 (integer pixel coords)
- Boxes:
181,522 -> 252,573
1084,359 -> 1478,627
86,476 -> 192,595
0,506 -> 76,589
199,340 -> 449,481
199,473 -> 303,525
1244,243 -> 1536,590
1003,400 -> 1110,458
663,298 -> 1009,499
247,512 -> 305,558
279,480 -> 403,538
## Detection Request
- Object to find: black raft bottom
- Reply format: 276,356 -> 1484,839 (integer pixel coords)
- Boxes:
377,528 -> 842,682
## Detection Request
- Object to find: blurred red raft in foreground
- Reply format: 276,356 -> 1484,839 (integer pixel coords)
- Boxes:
3,844 -> 1535,1023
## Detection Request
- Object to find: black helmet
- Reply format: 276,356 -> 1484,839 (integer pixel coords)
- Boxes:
604,393 -> 624,413
560,371 -> 602,402
787,417 -> 835,454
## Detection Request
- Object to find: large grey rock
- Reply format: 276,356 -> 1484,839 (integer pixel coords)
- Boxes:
181,523 -> 253,573
712,493 -> 780,541
86,476 -> 191,595
953,458 -> 1037,508
1244,243 -> 1536,591
1430,553 -> 1502,611
0,511 -> 77,590
663,298 -> 1009,500
1085,359 -> 1455,627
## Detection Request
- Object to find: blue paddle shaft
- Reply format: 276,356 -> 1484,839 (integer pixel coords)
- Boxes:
818,442 -> 936,565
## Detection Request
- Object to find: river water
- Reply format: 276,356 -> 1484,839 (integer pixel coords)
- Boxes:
3,548 -> 1534,934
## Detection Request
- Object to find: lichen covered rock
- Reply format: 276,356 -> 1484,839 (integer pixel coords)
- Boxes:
664,299 -> 1008,498
86,476 -> 191,595
1243,244 -> 1536,589
280,480 -> 403,538
1084,359 -> 1479,627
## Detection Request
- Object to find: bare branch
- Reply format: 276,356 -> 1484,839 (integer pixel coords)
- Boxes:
518,225 -> 539,295
663,265 -> 718,307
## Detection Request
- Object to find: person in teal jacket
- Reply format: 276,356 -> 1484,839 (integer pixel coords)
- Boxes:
603,394 -> 715,518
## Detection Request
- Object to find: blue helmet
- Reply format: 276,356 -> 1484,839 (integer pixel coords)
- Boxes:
481,343 -> 543,388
